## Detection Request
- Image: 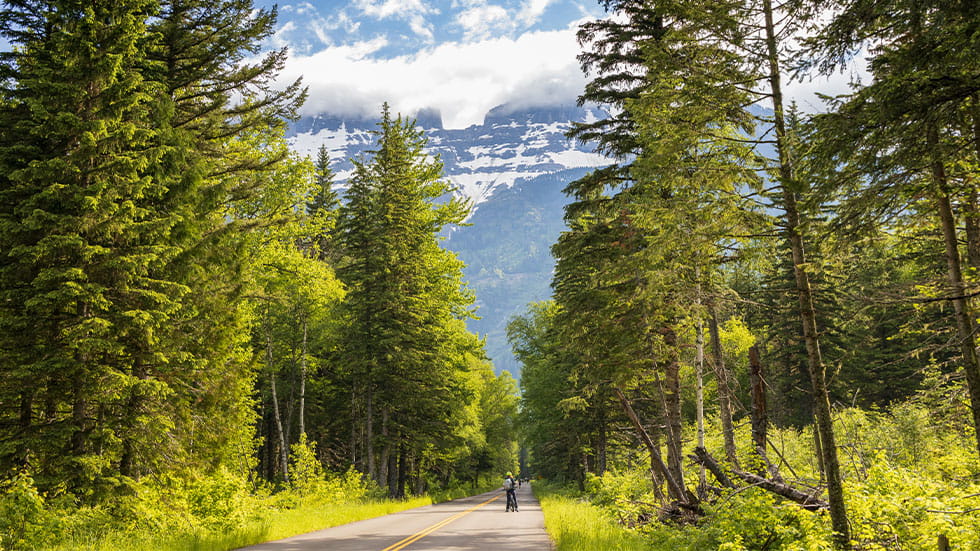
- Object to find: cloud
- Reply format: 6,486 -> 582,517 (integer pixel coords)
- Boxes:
517,0 -> 557,26
356,0 -> 437,41
452,0 -> 563,41
456,5 -> 512,40
280,24 -> 586,128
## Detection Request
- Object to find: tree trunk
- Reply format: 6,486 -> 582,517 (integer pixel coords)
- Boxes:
396,444 -> 407,499
119,360 -> 147,478
695,313 -> 707,492
661,327 -> 686,496
613,386 -> 691,505
928,121 -> 980,461
18,391 -> 32,465
597,403 -> 608,475
381,408 -> 391,492
299,320 -> 307,438
709,305 -> 738,467
649,426 -> 666,503
761,0 -> 850,545
268,340 -> 289,482
692,447 -> 828,511
748,345 -> 769,458
366,388 -> 375,482
351,389 -> 359,469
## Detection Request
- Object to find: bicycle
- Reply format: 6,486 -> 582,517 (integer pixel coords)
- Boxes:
505,488 -> 518,512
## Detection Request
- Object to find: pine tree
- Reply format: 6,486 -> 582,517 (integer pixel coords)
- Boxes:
304,145 -> 341,262
336,105 -> 476,495
807,0 -> 980,463
0,0 -> 176,495
140,0 -> 306,474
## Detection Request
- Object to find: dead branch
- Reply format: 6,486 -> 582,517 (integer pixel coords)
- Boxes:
691,447 -> 828,512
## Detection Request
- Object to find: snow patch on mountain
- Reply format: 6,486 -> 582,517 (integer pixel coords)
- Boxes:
285,104 -> 614,213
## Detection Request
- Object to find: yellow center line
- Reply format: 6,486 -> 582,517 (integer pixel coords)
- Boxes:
381,493 -> 503,551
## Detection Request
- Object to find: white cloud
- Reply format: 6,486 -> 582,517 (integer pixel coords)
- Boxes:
456,5 -> 512,40
357,0 -> 430,19
280,24 -> 587,129
271,21 -> 298,49
518,0 -> 557,26
356,0 -> 437,41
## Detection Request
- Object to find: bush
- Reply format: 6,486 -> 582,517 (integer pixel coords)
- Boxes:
0,470 -> 52,550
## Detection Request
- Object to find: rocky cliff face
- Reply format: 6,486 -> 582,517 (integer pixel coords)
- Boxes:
286,104 -> 613,377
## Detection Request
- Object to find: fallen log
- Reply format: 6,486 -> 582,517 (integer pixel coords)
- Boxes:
691,446 -> 828,511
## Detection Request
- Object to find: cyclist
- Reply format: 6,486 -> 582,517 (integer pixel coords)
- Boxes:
503,472 -> 518,512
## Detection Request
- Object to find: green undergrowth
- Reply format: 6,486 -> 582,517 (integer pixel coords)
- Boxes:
534,482 -> 652,551
534,403 -> 980,550
2,438 -> 501,551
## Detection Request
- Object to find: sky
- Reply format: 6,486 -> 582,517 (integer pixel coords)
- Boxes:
255,1 -> 866,129
253,0 -> 605,128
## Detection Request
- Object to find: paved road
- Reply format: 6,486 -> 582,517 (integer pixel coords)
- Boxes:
237,484 -> 551,550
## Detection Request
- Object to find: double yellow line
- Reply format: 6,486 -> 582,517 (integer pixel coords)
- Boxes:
381,493 -> 503,551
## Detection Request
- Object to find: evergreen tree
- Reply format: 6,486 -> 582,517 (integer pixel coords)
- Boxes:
140,0 -> 306,475
304,145 -> 341,262
336,104 -> 476,496
806,0 -> 980,461
0,0 -> 174,496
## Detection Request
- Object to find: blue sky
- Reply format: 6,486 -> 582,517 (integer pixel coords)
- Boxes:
255,1 -> 866,129
253,0 -> 606,128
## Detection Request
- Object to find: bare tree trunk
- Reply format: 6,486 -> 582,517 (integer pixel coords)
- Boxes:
748,346 -> 769,458
18,390 -> 32,465
351,389 -> 359,469
659,327 -> 686,497
693,447 -> 828,511
299,320 -> 307,437
761,0 -> 850,545
268,334 -> 289,482
366,386 -> 375,482
380,408 -> 391,491
597,403 -> 608,475
613,386 -> 692,505
396,444 -> 407,498
928,122 -> 980,461
709,305 -> 738,467
650,426 -> 666,503
695,313 -> 707,492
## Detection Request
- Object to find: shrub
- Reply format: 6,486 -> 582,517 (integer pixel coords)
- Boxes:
0,470 -> 52,550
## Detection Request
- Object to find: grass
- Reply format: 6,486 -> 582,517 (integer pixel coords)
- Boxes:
44,478 -> 503,551
45,497 -> 428,551
533,482 -> 651,551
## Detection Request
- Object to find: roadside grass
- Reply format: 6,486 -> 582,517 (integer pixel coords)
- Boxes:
44,497 -> 428,551
44,479 -> 500,551
533,482 -> 650,551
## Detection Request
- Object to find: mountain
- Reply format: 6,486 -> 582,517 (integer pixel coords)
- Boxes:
286,104 -> 613,377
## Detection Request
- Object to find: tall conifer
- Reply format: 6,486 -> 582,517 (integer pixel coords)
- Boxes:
337,105 -> 476,495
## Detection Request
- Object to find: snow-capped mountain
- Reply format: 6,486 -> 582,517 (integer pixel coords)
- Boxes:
286,104 -> 614,377
287,104 -> 611,212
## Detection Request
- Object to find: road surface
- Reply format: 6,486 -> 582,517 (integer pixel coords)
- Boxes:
237,484 -> 552,550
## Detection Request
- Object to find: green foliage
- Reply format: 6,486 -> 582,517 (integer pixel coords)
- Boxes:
535,482 -> 653,551
0,470 -> 52,550
536,401 -> 980,550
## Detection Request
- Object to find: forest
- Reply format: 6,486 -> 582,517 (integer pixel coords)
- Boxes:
511,0 -> 980,549
2,0 -> 980,550
0,2 -> 517,549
